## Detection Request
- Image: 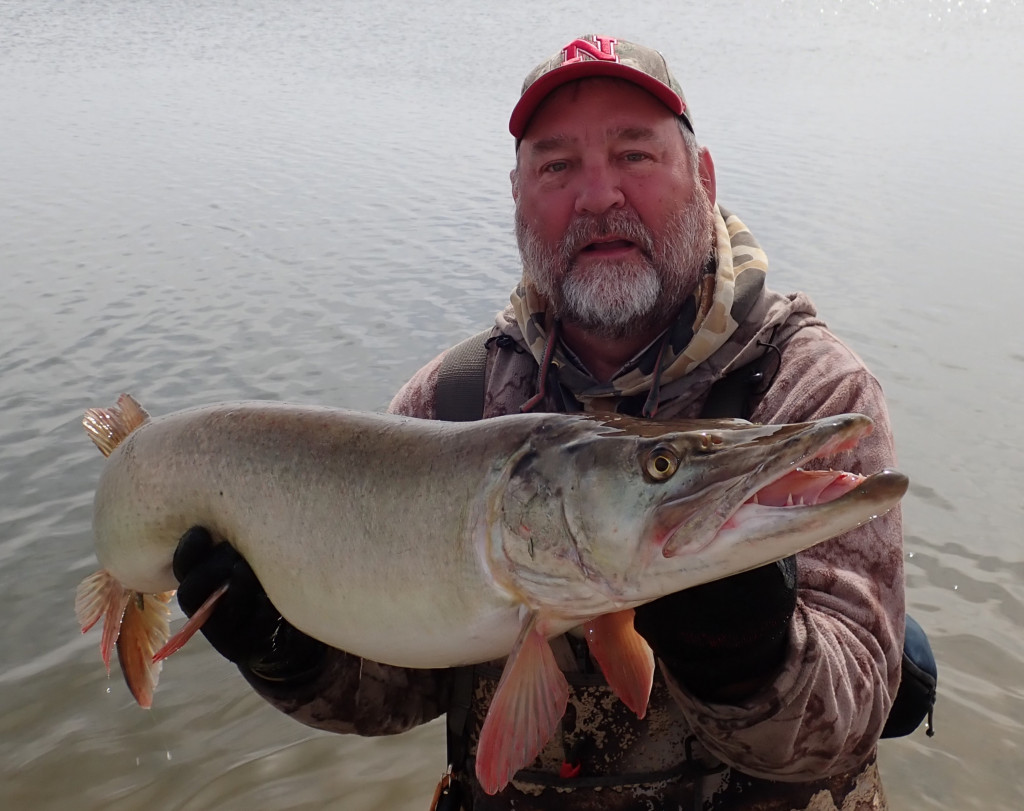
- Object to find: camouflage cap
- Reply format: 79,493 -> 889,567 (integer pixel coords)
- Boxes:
509,35 -> 692,138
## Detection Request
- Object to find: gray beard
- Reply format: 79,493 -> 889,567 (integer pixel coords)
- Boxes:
516,185 -> 715,340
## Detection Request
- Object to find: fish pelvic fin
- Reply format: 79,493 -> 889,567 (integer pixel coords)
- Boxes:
83,393 -> 150,457
116,591 -> 173,709
583,609 -> 655,719
75,569 -> 173,707
475,611 -> 569,796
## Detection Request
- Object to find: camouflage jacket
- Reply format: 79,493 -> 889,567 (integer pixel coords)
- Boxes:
249,273 -> 903,810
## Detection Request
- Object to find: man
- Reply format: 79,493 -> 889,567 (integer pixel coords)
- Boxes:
174,35 -> 904,810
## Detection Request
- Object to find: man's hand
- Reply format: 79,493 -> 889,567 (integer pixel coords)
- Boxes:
633,557 -> 798,703
173,527 -> 327,685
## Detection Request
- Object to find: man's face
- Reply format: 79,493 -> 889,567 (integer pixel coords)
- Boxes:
513,78 -> 716,340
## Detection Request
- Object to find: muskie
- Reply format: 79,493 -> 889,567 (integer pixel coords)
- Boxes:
76,394 -> 908,794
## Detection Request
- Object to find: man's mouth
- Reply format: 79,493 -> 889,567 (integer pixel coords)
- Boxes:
578,238 -> 637,257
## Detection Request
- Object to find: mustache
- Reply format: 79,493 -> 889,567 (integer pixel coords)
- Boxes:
558,209 -> 656,263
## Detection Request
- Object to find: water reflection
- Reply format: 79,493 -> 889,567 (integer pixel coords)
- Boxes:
2,1 -> 1023,809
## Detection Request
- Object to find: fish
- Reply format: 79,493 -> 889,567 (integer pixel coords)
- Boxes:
75,394 -> 908,794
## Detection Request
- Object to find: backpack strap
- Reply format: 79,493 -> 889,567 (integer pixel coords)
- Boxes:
434,329 -> 493,422
699,356 -> 772,421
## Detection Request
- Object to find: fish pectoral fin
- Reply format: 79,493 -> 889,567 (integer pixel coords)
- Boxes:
75,569 -> 132,673
115,590 -> 173,708
153,581 -> 230,663
583,609 -> 655,719
475,611 -> 569,796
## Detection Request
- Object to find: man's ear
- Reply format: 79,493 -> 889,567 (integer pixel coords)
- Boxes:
698,148 -> 717,206
510,168 -> 520,202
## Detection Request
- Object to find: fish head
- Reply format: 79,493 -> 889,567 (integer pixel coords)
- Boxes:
494,412 -> 908,620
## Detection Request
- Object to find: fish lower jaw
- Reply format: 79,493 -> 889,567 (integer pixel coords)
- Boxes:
716,469 -> 908,544
660,470 -> 907,562
716,468 -> 873,533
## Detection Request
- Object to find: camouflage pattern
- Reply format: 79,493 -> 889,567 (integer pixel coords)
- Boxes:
455,643 -> 887,811
251,207 -> 903,810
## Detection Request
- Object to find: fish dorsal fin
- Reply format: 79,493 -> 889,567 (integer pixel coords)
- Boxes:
583,609 -> 655,719
115,590 -> 173,708
475,611 -> 569,795
83,393 -> 150,457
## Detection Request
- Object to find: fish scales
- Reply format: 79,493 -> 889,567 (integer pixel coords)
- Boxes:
93,402 -> 543,667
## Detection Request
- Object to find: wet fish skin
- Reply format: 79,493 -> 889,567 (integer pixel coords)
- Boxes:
85,401 -> 895,662
77,395 -> 909,793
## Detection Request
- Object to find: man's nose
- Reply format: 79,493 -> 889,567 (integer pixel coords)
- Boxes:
574,164 -> 625,215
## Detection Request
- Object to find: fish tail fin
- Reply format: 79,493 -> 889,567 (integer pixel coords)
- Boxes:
75,569 -> 131,672
583,609 -> 655,719
83,393 -> 150,457
76,569 -> 174,707
116,591 -> 174,709
475,611 -> 569,795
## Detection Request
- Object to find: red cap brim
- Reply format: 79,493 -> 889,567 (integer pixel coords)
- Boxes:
509,61 -> 686,138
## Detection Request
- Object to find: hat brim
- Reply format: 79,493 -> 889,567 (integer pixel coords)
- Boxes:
509,60 -> 687,138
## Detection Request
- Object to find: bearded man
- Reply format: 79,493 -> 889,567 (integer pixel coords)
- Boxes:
173,35 -> 905,810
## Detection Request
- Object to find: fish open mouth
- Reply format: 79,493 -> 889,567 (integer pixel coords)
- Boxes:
654,414 -> 907,559
737,468 -> 865,512
711,466 -> 870,536
723,419 -> 881,525
709,468 -> 908,554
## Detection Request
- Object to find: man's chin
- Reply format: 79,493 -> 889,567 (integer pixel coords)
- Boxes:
559,298 -> 668,340
557,266 -> 663,336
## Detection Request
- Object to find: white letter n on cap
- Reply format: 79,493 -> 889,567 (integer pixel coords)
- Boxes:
561,36 -> 618,65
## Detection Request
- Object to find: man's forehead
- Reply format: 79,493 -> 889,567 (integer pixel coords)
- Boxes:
525,126 -> 663,155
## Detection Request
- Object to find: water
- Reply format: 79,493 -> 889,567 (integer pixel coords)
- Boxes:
2,1 -> 1022,808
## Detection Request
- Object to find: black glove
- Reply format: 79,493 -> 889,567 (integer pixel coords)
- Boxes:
173,526 -> 327,686
633,556 -> 797,702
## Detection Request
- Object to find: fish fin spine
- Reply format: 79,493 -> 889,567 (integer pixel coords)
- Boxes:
475,611 -> 569,795
583,609 -> 655,719
83,393 -> 150,456
116,590 -> 174,708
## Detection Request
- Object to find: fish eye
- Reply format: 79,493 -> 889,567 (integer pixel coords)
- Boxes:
645,446 -> 679,481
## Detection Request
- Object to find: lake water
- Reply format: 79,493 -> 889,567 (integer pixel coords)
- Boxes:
2,1 -> 1023,808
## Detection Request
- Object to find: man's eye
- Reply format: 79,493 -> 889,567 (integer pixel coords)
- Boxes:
542,160 -> 569,173
624,152 -> 649,162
